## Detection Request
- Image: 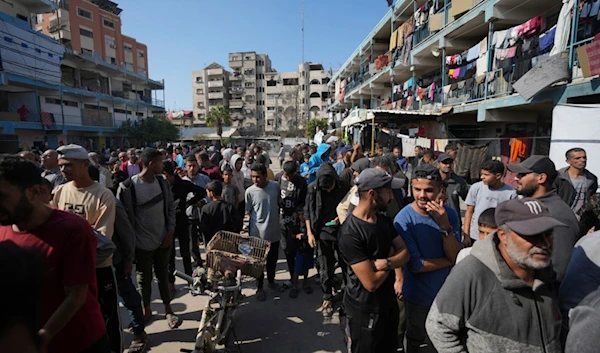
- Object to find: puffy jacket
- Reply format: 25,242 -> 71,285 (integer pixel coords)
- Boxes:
426,233 -> 562,353
553,167 -> 598,208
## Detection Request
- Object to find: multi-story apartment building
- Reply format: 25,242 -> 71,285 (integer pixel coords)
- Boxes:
265,63 -> 331,134
328,0 -> 600,156
228,51 -> 272,134
192,63 -> 230,126
0,0 -> 164,152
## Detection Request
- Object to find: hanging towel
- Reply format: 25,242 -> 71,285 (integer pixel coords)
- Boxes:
454,142 -> 490,181
402,138 -> 417,157
390,29 -> 399,51
509,138 -> 528,162
476,55 -> 488,76
493,29 -> 509,49
479,37 -> 488,56
539,26 -> 556,52
448,69 -> 455,78
408,128 -> 419,137
429,82 -> 436,101
453,68 -> 461,79
466,44 -> 480,62
434,139 -> 448,152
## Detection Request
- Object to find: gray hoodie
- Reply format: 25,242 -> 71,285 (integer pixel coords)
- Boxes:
426,233 -> 562,353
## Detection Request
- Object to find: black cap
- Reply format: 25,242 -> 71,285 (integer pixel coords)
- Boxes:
355,168 -> 405,191
436,152 -> 454,163
412,163 -> 442,181
495,198 -> 566,236
507,155 -> 558,180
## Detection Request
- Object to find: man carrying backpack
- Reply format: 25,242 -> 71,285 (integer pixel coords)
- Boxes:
117,148 -> 179,329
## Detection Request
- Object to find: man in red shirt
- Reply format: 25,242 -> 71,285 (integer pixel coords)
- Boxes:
0,154 -> 107,353
197,151 -> 222,181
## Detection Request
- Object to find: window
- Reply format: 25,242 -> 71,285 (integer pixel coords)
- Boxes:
114,108 -> 132,114
44,98 -> 78,107
77,7 -> 92,19
196,77 -> 203,83
137,50 -> 145,58
136,112 -> 144,117
267,107 -> 275,111
124,44 -> 133,52
107,56 -> 116,64
196,88 -> 203,95
105,37 -> 116,48
79,28 -> 93,38
16,14 -> 28,22
35,14 -> 44,24
84,104 -> 108,111
103,19 -> 114,29
197,113 -> 204,119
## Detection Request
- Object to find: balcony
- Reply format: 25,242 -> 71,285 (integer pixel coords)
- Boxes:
443,66 -> 513,106
207,68 -> 223,76
230,73 -> 242,81
81,109 -> 114,128
230,86 -> 244,94
230,57 -> 243,69
230,100 -> 243,109
208,92 -> 223,99
208,80 -> 223,88
244,68 -> 255,75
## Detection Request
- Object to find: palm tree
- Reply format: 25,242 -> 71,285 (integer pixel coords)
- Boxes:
206,106 -> 232,143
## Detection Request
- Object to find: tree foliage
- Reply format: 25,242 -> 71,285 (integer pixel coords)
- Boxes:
304,118 -> 328,139
206,106 -> 232,141
118,114 -> 179,146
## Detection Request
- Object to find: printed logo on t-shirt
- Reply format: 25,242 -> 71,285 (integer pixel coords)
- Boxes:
64,203 -> 86,217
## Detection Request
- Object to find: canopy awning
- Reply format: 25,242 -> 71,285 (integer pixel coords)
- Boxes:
341,107 -> 452,127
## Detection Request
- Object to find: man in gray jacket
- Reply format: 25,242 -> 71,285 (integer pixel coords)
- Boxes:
117,148 -> 179,328
426,198 -> 565,353
507,155 -> 580,282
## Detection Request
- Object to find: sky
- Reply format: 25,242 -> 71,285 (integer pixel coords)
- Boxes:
117,0 -> 390,111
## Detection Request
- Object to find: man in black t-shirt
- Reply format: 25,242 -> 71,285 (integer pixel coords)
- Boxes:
339,168 -> 411,353
199,181 -> 243,244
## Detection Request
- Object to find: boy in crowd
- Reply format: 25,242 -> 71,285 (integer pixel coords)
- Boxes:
463,160 -> 516,246
455,208 -> 496,263
221,166 -> 241,207
277,161 -> 309,298
300,153 -> 311,180
199,180 -> 243,246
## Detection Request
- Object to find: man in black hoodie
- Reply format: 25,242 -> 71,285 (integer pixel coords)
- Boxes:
305,163 -> 350,317
162,160 -> 207,292
507,155 -> 580,282
553,147 -> 598,214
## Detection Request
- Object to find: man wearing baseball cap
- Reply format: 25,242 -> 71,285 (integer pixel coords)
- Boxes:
507,155 -> 580,282
436,152 -> 468,232
427,198 -> 564,353
338,168 -> 410,353
51,144 -> 120,352
394,163 -> 462,353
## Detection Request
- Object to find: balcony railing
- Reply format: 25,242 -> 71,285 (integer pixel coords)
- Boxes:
208,92 -> 223,99
208,81 -> 223,88
207,68 -> 223,76
81,109 -> 114,127
443,66 -> 514,106
230,100 -> 243,109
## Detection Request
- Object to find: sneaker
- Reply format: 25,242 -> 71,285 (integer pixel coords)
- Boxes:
321,300 -> 334,317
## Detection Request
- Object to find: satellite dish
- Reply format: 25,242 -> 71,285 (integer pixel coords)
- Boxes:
431,47 -> 441,57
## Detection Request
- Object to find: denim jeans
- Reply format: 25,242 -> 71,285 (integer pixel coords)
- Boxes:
114,261 -> 145,335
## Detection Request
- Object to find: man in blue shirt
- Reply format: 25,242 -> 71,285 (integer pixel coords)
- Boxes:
394,163 -> 462,353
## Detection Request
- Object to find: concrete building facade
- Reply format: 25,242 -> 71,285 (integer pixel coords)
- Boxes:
192,63 -> 230,126
0,0 -> 164,152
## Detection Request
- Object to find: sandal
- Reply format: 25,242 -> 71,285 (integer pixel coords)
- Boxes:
303,285 -> 313,295
166,313 -> 180,329
289,287 -> 299,298
256,289 -> 267,301
128,332 -> 148,353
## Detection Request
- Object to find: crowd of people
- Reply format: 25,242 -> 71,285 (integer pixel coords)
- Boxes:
1,138 -> 599,353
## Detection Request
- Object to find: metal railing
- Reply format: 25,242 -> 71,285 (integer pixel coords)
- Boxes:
443,65 -> 514,106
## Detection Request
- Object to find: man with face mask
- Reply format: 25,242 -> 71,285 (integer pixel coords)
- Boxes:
394,163 -> 462,353
338,168 -> 410,353
426,198 -> 565,353
507,155 -> 579,283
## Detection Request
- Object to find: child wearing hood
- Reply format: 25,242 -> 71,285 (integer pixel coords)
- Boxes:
306,143 -> 332,184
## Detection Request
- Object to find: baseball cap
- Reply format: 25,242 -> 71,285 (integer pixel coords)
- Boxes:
338,145 -> 353,156
435,152 -> 454,163
412,163 -> 442,181
495,198 -> 566,236
355,168 -> 405,191
507,155 -> 558,179
57,144 -> 90,160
